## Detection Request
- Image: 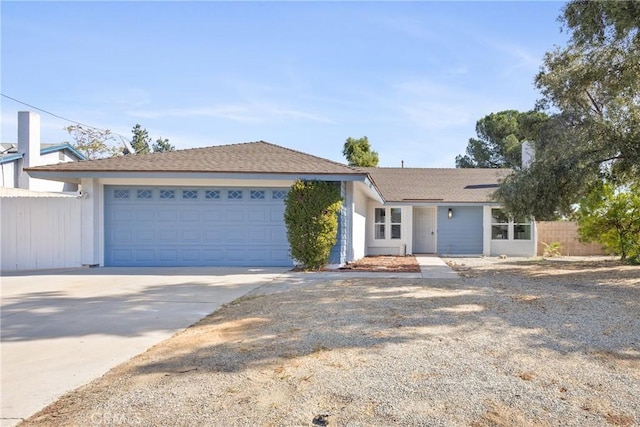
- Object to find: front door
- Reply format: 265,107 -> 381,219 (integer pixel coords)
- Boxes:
413,207 -> 436,253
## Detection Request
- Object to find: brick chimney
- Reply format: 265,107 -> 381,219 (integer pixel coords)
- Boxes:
17,111 -> 41,189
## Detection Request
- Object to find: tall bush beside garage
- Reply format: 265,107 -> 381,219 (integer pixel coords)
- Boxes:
284,180 -> 343,270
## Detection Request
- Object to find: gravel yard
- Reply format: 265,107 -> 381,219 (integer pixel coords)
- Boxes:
22,258 -> 639,427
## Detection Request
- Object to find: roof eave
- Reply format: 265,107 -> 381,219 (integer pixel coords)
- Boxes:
0,153 -> 23,164
25,169 -> 370,183
382,200 -> 499,206
40,143 -> 87,160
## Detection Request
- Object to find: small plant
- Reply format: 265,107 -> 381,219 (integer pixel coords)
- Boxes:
542,241 -> 562,258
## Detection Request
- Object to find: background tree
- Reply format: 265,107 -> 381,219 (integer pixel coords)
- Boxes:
342,136 -> 379,167
455,110 -> 548,169
125,124 -> 175,154
65,125 -> 120,159
284,180 -> 342,270
576,181 -> 640,264
128,124 -> 151,154
152,137 -> 175,153
495,0 -> 640,220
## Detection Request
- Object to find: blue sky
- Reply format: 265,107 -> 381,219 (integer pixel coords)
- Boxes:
1,1 -> 568,167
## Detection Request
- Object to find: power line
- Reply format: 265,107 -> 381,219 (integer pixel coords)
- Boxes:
1,93 -> 132,145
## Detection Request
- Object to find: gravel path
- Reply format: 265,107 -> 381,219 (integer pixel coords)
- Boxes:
22,258 -> 639,427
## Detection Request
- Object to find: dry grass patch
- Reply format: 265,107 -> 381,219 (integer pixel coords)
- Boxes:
604,413 -> 636,426
20,268 -> 640,427
335,255 -> 420,272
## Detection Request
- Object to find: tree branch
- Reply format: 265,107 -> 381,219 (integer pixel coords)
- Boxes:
585,90 -> 603,116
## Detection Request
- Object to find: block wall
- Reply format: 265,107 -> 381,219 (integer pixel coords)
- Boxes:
536,221 -> 607,256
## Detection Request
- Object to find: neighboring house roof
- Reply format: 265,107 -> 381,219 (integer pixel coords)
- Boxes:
363,167 -> 512,203
0,153 -> 23,164
0,143 -> 17,154
25,141 -> 362,175
40,143 -> 86,160
0,143 -> 86,164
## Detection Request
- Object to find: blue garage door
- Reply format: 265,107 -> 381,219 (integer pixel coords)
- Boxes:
104,186 -> 292,267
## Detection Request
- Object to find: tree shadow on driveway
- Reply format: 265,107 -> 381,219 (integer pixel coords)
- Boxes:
1,267 -> 286,342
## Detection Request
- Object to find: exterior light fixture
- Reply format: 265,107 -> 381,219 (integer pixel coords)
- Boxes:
448,208 -> 453,219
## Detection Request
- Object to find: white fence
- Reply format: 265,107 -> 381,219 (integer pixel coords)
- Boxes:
1,193 -> 82,271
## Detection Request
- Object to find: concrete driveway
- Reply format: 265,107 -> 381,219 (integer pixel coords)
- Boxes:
0,266 -> 288,426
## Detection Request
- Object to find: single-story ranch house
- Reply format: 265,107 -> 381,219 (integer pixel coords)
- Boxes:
26,140 -> 536,267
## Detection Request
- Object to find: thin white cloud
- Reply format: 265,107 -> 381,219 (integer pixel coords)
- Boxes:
392,79 -> 492,130
495,42 -> 541,71
126,102 -> 333,124
97,88 -> 153,110
402,103 -> 471,130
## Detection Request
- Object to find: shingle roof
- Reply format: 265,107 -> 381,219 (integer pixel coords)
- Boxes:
363,167 -> 512,203
25,141 -> 362,175
24,141 -> 511,202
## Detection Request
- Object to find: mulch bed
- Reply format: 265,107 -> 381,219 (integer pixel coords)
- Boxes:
333,255 -> 420,272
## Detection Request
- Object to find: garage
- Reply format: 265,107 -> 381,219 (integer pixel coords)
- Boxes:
104,186 -> 292,267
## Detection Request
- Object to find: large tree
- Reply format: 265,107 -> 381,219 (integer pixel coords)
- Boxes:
455,110 -> 548,169
495,0 -> 640,219
342,136 -> 379,167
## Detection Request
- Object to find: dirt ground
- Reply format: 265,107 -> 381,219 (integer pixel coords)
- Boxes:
333,255 -> 420,272
21,258 -> 639,427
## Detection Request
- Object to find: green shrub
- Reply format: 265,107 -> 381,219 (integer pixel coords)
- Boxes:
577,182 -> 640,264
284,180 -> 343,270
542,241 -> 562,258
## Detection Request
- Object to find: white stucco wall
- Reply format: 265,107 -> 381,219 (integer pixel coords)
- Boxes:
350,182 -> 368,261
79,178 -> 104,266
483,205 -> 537,257
0,161 -> 17,188
27,152 -> 80,192
366,201 -> 413,256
